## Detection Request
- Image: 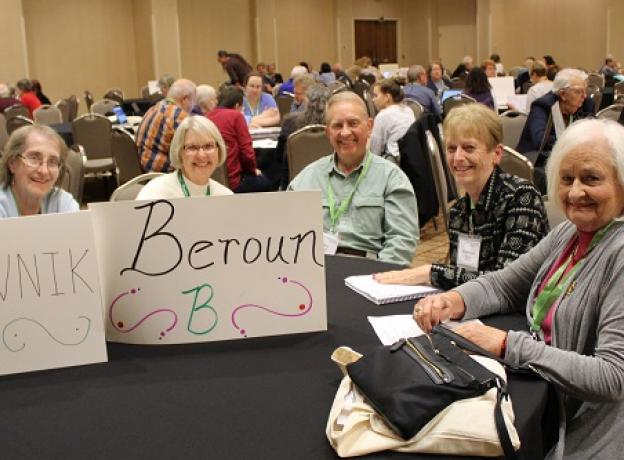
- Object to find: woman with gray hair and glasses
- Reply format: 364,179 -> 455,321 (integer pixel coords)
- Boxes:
0,125 -> 78,217
136,116 -> 233,200
413,118 -> 624,459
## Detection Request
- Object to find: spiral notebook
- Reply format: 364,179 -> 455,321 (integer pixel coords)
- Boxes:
345,275 -> 440,305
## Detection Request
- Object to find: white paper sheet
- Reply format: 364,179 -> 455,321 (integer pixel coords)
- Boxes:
252,138 -> 278,149
367,315 -> 482,345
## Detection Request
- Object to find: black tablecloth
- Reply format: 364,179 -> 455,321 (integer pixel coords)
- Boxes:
0,256 -> 555,460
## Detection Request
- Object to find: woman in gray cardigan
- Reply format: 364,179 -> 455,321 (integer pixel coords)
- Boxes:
413,118 -> 624,460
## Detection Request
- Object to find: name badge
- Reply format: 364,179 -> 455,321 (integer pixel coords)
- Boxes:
457,233 -> 482,271
323,231 -> 340,255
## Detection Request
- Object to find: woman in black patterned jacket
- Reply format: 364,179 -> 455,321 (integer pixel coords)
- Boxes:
375,103 -> 549,290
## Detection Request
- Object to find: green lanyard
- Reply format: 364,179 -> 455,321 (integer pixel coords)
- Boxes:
327,153 -> 372,231
530,222 -> 615,333
177,170 -> 210,197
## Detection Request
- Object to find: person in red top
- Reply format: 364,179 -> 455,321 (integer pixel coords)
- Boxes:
15,79 -> 41,118
207,85 -> 270,193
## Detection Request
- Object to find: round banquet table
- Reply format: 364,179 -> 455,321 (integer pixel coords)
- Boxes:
0,255 -> 556,460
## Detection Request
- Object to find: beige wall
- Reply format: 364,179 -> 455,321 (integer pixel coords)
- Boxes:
0,0 -> 621,103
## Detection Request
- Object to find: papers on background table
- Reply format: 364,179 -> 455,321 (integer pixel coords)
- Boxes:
367,315 -> 482,345
345,274 -> 440,305
253,138 -> 278,149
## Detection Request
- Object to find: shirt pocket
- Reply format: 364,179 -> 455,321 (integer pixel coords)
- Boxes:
351,196 -> 385,236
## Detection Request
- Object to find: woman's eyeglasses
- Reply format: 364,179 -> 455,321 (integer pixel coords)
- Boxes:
18,153 -> 61,170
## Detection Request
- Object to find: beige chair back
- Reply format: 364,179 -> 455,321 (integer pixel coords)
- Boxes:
0,113 -> 8,152
55,99 -> 70,123
275,93 -> 294,120
72,113 -> 114,174
362,87 -> 376,118
286,124 -> 332,181
500,111 -> 527,149
33,105 -> 63,125
596,104 -> 624,121
587,72 -> 605,89
500,146 -> 534,183
110,172 -> 164,201
111,127 -> 143,185
6,115 -> 33,135
404,99 -> 424,119
91,98 -> 120,116
60,145 -> 86,203
67,95 -> 79,122
586,84 -> 602,113
211,163 -> 230,189
425,130 -> 449,234
4,104 -> 30,121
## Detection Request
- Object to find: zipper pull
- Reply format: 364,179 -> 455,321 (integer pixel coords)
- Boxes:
390,339 -> 406,352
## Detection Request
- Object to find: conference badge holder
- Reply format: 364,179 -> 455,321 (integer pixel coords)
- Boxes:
323,231 -> 340,256
457,233 -> 482,271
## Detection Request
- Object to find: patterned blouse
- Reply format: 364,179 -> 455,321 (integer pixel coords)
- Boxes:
430,167 -> 549,290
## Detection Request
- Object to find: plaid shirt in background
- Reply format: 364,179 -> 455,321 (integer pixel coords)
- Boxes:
135,99 -> 188,172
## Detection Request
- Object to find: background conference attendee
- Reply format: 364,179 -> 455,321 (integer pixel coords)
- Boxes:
158,74 -> 175,97
318,62 -> 336,86
370,78 -> 415,163
278,65 -> 308,95
451,55 -> 473,79
31,80 -> 51,105
0,83 -> 20,113
207,85 -> 270,193
136,79 -> 196,172
243,72 -> 280,128
137,116 -> 232,200
516,68 -> 593,162
0,125 -> 79,217
482,59 -> 497,79
288,91 -> 419,266
375,104 -> 547,289
427,61 -> 452,96
291,74 -> 315,113
403,65 -> 442,117
463,67 -> 495,110
413,118 -> 624,460
195,84 -> 218,115
217,50 -> 253,87
525,60 -> 553,113
15,78 -> 41,117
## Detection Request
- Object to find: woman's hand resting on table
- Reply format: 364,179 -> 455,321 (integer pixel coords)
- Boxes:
373,264 -> 432,285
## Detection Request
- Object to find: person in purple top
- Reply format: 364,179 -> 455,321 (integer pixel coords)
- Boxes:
463,68 -> 495,110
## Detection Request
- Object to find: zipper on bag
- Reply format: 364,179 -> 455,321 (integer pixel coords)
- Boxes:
402,338 -> 452,384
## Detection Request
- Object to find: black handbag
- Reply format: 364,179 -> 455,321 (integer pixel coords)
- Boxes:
346,324 -> 519,460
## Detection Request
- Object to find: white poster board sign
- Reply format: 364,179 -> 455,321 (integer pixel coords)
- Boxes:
0,212 -> 107,376
489,76 -> 516,110
89,191 -> 327,345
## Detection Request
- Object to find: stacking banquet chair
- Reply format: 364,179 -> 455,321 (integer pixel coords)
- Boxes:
4,104 -> 30,122
425,129 -> 450,235
33,105 -> 63,125
275,93 -> 294,121
587,72 -> 605,90
103,88 -> 124,104
84,90 -> 95,113
6,115 -> 33,135
586,84 -> 602,113
500,111 -> 527,149
55,99 -> 69,123
71,113 -> 115,176
596,104 -> 624,121
211,163 -> 230,189
500,146 -> 534,184
111,126 -> 143,185
110,172 -> 164,201
60,145 -> 86,204
442,94 -> 475,117
614,81 -> 624,103
91,98 -> 120,116
286,124 -> 333,182
67,95 -> 79,122
404,99 -> 424,120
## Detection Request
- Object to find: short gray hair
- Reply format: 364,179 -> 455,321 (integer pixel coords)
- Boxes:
546,118 -> 624,213
196,84 -> 217,112
290,66 -> 308,79
407,65 -> 426,83
551,68 -> 588,93
158,74 -> 175,91
0,83 -> 9,98
0,124 -> 68,188
167,79 -> 197,103
325,91 -> 368,122
169,116 -> 226,170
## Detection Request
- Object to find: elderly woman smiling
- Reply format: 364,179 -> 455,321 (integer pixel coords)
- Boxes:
0,125 -> 79,217
136,116 -> 233,200
375,104 -> 548,289
414,118 -> 624,459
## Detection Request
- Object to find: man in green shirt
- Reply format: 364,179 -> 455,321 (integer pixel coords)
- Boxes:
288,91 -> 419,266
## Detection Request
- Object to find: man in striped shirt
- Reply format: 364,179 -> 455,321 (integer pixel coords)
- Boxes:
135,79 -> 196,172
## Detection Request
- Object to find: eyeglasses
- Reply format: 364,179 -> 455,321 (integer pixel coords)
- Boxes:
184,143 -> 217,154
18,153 -> 61,170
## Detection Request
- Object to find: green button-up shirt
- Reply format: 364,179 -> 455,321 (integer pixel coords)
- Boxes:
288,151 -> 419,266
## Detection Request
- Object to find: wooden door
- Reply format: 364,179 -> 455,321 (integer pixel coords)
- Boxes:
354,20 -> 397,65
